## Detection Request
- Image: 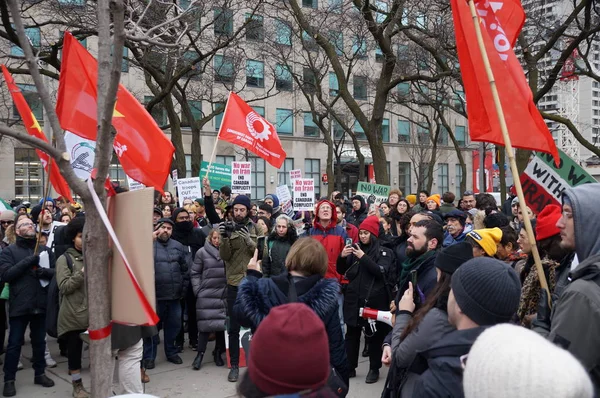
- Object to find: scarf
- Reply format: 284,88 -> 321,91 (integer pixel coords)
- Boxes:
399,250 -> 436,289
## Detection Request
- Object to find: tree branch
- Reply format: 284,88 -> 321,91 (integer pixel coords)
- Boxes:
541,111 -> 600,158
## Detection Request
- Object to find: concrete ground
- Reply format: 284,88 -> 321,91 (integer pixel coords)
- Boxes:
6,336 -> 388,397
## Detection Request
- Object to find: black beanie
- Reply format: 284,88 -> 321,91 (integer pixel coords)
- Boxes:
483,212 -> 510,229
170,207 -> 188,222
435,242 -> 473,275
451,257 -> 521,326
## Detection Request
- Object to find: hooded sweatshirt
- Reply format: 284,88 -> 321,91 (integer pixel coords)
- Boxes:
309,200 -> 348,281
347,195 -> 367,228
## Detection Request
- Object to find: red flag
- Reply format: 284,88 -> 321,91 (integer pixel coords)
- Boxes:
1,65 -> 74,203
56,32 -> 174,192
451,0 -> 558,162
218,92 -> 287,168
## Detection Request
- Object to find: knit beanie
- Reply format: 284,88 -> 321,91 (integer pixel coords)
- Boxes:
232,194 -> 252,210
464,324 -> 594,398
535,204 -> 561,241
194,198 -> 205,206
435,242 -> 473,275
444,209 -> 466,226
248,303 -> 330,396
426,194 -> 441,207
483,212 -> 509,229
30,205 -> 43,223
405,194 -> 417,205
0,210 -> 16,222
467,227 -> 502,257
153,207 -> 163,217
451,257 -> 521,326
359,216 -> 380,238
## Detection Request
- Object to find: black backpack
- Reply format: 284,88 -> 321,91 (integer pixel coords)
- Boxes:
46,253 -> 73,338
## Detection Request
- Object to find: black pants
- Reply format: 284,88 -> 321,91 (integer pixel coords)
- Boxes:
176,289 -> 198,347
197,331 -> 225,355
0,299 -> 6,352
63,329 -> 86,371
346,323 -> 391,371
226,285 -> 240,366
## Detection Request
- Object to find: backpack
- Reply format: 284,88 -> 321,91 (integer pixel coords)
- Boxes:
46,253 -> 73,338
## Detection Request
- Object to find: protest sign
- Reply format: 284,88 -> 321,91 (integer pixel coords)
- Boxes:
127,176 -> 145,191
225,327 -> 251,368
276,185 -> 294,217
176,177 -> 202,207
289,169 -> 302,183
356,181 -> 391,205
231,161 -> 252,194
64,131 -> 96,180
293,178 -> 315,211
200,161 -> 232,189
520,149 -> 595,214
172,169 -> 178,184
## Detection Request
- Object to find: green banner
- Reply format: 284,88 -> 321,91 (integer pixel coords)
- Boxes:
356,182 -> 391,205
200,161 -> 232,189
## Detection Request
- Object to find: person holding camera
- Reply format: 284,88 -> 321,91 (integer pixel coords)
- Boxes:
218,195 -> 258,383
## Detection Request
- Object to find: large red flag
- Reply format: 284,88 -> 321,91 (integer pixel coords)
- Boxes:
56,32 -> 174,192
1,65 -> 73,203
451,0 -> 559,162
218,92 -> 287,168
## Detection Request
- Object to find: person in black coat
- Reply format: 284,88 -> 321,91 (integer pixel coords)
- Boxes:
347,195 -> 368,228
337,216 -> 395,384
261,215 -> 298,278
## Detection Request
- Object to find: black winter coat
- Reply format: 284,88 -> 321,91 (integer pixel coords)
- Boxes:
153,238 -> 190,301
262,229 -> 297,278
0,236 -> 56,318
336,241 -> 395,327
233,271 -> 349,387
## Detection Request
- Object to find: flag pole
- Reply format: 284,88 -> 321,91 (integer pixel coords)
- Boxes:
204,92 -> 233,180
466,0 -> 551,303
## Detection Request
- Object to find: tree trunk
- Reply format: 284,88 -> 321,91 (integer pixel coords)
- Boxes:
516,149 -> 531,175
366,131 -> 387,185
165,96 -> 186,177
191,125 -> 202,177
322,126 -> 335,198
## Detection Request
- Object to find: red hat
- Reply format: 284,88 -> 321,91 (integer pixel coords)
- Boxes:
535,204 -> 561,241
248,303 -> 330,396
359,215 -> 380,238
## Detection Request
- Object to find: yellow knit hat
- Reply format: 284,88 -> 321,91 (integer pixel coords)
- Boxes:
467,227 -> 503,257
426,194 -> 441,207
406,194 -> 417,205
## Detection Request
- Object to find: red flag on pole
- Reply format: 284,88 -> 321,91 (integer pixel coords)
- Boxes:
218,92 -> 287,168
1,65 -> 73,203
451,0 -> 559,162
56,32 -> 174,192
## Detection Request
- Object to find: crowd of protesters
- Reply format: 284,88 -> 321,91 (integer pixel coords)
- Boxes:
0,179 -> 598,398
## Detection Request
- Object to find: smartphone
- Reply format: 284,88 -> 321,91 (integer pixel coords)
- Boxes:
345,238 -> 353,246
410,270 -> 420,304
256,237 -> 266,261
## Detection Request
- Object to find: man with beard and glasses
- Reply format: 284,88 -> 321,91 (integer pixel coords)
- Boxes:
142,218 -> 190,370
218,195 -> 259,383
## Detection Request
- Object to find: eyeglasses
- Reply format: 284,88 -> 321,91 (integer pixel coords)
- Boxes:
17,222 -> 35,228
0,221 -> 13,225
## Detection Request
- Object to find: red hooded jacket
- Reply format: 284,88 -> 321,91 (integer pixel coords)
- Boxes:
309,200 -> 348,281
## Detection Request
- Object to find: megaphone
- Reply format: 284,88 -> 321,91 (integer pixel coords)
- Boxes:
359,307 -> 393,327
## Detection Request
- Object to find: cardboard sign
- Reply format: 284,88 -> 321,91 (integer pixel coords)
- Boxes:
225,327 -> 251,368
356,181 -> 391,205
200,161 -> 232,190
127,176 -> 146,191
293,178 -> 315,211
276,184 -> 292,203
176,177 -> 202,207
231,161 -> 252,194
289,169 -> 302,183
47,221 -> 67,252
520,149 -> 595,214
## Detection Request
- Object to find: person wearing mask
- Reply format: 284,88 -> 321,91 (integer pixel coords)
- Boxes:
142,219 -> 190,370
0,216 -> 56,397
460,190 -> 476,212
190,229 -> 227,370
263,194 -> 282,220
382,242 -> 473,397
337,216 -> 395,383
412,190 -> 429,212
442,210 -> 468,247
465,228 -> 503,258
262,215 -> 298,278
218,195 -> 258,382
56,217 -> 89,398
336,204 -> 358,244
439,192 -> 456,215
347,196 -> 368,228
411,258 -> 522,396
235,238 -> 349,388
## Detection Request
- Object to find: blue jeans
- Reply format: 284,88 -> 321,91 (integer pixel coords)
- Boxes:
143,299 -> 181,361
4,314 -> 46,382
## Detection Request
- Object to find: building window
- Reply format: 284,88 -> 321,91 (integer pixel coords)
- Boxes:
10,27 -> 41,56
398,162 -> 411,198
331,0 -> 343,13
455,164 -> 463,198
454,90 -> 465,111
183,51 -> 202,81
354,120 -> 366,140
305,158 -> 321,198
249,157 -> 266,200
397,82 -> 410,97
278,158 -> 294,187
455,125 -> 466,146
302,31 -> 318,51
246,60 -> 264,88
121,47 -> 129,73
245,14 -> 264,41
274,20 -> 292,46
303,68 -> 317,93
185,155 -> 192,178
13,84 -> 43,121
214,8 -> 233,36
252,106 -> 265,117
333,120 -> 344,139
216,155 -> 235,167
420,163 -> 430,190
276,108 -> 294,135
302,0 -> 318,8
143,96 -> 167,126
398,44 -> 409,60
304,112 -> 318,137
214,102 -> 225,131
437,163 -> 449,194
398,119 -> 410,143
109,153 -> 127,188
58,0 -> 85,5
275,64 -> 293,91
382,118 -> 390,142
438,126 -> 449,146
375,46 -> 384,62
353,76 -> 367,100
328,30 -> 344,56
182,100 -> 203,126
329,72 -> 339,97
14,148 -> 44,202
352,35 -> 367,58
214,55 -> 234,83
417,125 -> 430,145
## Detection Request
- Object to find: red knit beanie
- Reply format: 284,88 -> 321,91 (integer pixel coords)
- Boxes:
359,215 -> 380,237
535,204 -> 561,241
248,303 -> 330,396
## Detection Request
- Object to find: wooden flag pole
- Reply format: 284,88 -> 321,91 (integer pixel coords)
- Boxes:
34,157 -> 53,255
467,0 -> 551,303
204,92 -> 233,180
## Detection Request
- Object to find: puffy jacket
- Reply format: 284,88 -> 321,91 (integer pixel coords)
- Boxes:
309,200 -> 348,281
219,218 -> 258,286
234,271 -> 349,387
191,240 -> 227,333
153,238 -> 190,301
442,230 -> 467,247
57,248 -> 88,337
262,229 -> 297,278
0,236 -> 55,318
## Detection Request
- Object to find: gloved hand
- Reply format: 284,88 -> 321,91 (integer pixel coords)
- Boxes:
15,255 -> 39,270
237,226 -> 253,245
33,268 -> 45,279
532,288 -> 552,332
218,223 -> 228,238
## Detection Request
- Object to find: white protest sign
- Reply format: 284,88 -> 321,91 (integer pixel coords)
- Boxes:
176,177 -> 202,207
289,169 -> 302,184
172,169 -> 178,184
47,221 -> 67,253
276,185 -> 292,203
127,176 -> 146,191
64,131 -> 96,180
293,178 -> 315,211
231,161 -> 252,195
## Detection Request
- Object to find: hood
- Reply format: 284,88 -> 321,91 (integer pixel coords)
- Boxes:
203,238 -> 221,260
563,184 -> 600,259
351,195 -> 367,213
313,199 -> 337,228
265,194 -> 280,209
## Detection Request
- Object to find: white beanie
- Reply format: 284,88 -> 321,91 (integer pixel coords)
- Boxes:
463,324 -> 593,398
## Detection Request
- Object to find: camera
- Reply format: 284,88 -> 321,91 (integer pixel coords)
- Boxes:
223,221 -> 243,236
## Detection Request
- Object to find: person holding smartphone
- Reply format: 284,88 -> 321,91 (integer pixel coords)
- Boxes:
261,215 -> 298,278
